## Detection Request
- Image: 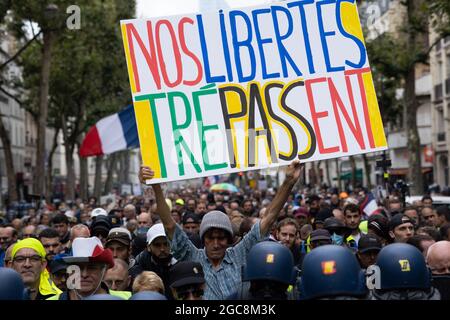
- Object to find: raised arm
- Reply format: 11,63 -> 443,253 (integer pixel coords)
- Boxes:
139,166 -> 176,239
260,160 -> 304,236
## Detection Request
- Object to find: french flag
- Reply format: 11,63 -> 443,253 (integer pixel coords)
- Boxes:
360,192 -> 381,217
79,105 -> 139,157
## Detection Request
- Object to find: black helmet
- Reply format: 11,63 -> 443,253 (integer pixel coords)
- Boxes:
0,268 -> 25,300
374,243 -> 431,290
300,245 -> 367,300
243,241 -> 296,285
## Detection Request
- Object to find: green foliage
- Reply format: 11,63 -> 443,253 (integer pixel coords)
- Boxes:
10,0 -> 135,142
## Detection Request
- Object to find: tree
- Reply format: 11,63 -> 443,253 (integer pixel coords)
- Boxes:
363,0 -> 449,194
16,0 -> 135,201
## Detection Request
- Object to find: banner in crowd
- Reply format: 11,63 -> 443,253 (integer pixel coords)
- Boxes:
121,0 -> 387,184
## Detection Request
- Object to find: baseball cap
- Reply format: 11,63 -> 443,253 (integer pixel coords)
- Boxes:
90,215 -> 112,236
310,229 -> 331,242
388,214 -> 413,231
169,261 -> 205,288
105,227 -> 132,247
175,199 -> 185,206
146,223 -> 166,244
48,259 -> 68,274
91,207 -> 107,218
182,213 -> 201,225
358,234 -> 382,253
368,214 -> 389,239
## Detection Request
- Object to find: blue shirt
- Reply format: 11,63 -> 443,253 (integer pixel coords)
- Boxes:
170,222 -> 265,300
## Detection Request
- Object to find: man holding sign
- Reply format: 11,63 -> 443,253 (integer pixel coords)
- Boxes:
121,0 -> 387,185
139,160 -> 304,300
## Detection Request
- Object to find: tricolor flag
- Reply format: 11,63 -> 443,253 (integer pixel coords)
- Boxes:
360,192 -> 381,217
79,105 -> 139,157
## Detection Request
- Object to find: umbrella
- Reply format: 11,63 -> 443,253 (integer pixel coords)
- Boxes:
210,183 -> 239,193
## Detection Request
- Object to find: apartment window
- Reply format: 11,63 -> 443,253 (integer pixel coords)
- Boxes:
437,107 -> 445,142
435,83 -> 443,100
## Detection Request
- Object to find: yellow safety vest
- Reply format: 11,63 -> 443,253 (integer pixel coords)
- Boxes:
47,290 -> 131,300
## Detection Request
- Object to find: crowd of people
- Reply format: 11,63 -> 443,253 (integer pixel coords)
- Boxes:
0,160 -> 449,300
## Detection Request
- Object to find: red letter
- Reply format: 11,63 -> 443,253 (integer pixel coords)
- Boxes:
328,77 -> 365,152
179,17 -> 203,86
155,20 -> 183,88
344,68 -> 375,148
306,78 -> 340,154
126,23 -> 161,91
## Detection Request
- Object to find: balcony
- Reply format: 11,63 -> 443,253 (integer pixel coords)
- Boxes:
435,83 -> 443,100
438,132 -> 446,142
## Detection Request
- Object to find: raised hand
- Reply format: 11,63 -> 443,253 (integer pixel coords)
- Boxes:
139,166 -> 154,184
285,160 -> 304,183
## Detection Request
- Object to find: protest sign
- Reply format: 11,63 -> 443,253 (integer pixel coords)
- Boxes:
121,0 -> 387,184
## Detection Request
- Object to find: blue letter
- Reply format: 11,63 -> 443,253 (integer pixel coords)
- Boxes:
271,5 -> 302,78
336,0 -> 367,68
229,10 -> 257,83
316,0 -> 345,73
219,10 -> 233,82
287,0 -> 316,74
197,14 -> 226,83
252,8 -> 280,80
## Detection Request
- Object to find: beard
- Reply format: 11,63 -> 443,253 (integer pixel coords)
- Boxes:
152,253 -> 173,266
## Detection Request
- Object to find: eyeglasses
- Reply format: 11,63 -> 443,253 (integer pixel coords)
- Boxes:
0,237 -> 11,242
13,255 -> 43,264
176,286 -> 204,300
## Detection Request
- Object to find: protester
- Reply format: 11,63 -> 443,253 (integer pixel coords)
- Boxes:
10,238 -> 61,300
357,234 -> 382,269
49,237 -> 131,300
38,228 -> 62,262
169,261 -> 205,300
426,241 -> 450,300
104,258 -> 131,291
388,214 -> 415,243
105,227 -> 132,262
138,160 -> 304,300
132,271 -> 165,295
129,223 -> 176,299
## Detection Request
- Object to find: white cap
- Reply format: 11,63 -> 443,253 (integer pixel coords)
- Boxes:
91,207 -> 107,218
64,210 -> 75,218
146,223 -> 166,244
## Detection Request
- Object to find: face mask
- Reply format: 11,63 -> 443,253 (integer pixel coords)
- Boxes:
331,233 -> 344,246
432,274 -> 450,300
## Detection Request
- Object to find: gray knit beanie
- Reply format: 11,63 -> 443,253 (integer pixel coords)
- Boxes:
199,210 -> 234,240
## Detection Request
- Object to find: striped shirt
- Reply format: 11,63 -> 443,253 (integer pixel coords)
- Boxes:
170,222 -> 264,300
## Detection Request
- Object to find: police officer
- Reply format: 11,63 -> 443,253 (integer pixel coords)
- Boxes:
228,241 -> 298,300
0,267 -> 25,300
299,245 -> 368,300
370,243 -> 440,300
